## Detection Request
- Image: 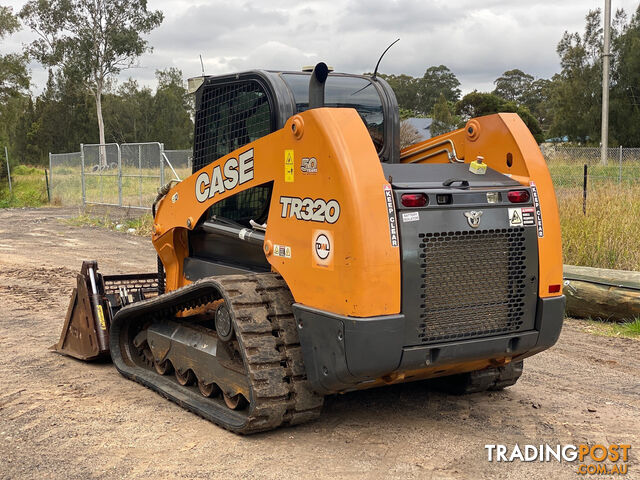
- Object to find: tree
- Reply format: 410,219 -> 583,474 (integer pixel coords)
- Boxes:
0,6 -> 29,105
493,69 -> 534,104
20,0 -> 163,164
455,91 -> 544,143
377,66 -> 461,116
418,65 -> 461,114
151,68 -> 193,149
610,5 -> 640,146
103,79 -> 154,144
431,93 -> 460,137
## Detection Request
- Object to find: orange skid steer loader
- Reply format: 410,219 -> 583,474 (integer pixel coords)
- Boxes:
52,63 -> 565,434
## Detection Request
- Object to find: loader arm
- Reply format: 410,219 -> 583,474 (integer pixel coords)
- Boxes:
399,113 -> 562,298
153,107 -> 402,317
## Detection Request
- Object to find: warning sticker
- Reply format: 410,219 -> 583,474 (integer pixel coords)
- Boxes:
529,181 -> 544,237
521,207 -> 536,226
383,185 -> 399,247
284,149 -> 294,183
509,208 -> 536,227
273,244 -> 291,259
508,208 -> 523,226
402,212 -> 420,223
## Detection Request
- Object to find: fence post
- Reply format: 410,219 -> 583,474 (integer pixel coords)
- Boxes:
4,146 -> 11,194
117,144 -> 123,207
160,142 -> 165,186
44,169 -> 50,203
583,164 -> 588,215
80,144 -> 86,207
48,152 -> 52,194
619,145 -> 623,184
138,144 -> 143,207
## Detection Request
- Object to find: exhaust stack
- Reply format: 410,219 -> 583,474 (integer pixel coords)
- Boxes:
308,62 -> 329,109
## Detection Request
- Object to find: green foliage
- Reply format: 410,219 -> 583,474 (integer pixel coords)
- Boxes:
65,212 -> 153,236
377,65 -> 461,116
20,0 -> 164,149
0,5 -> 29,164
0,166 -> 48,208
455,91 -> 544,143
580,318 -> 640,340
430,93 -> 460,137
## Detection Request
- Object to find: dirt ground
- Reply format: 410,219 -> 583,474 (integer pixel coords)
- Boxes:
0,207 -> 638,480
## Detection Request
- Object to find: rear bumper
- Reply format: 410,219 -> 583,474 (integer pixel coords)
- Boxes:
294,295 -> 565,395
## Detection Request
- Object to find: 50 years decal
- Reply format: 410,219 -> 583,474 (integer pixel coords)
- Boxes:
195,148 -> 254,203
280,196 -> 340,224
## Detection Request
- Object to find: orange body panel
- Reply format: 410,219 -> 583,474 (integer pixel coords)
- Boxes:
153,109 -> 562,321
400,113 -> 563,299
153,108 -> 401,317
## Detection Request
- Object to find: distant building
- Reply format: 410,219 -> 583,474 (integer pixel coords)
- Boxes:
405,117 -> 433,142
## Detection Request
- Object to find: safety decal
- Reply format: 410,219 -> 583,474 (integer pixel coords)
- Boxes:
285,149 -> 294,182
529,181 -> 544,237
195,148 -> 254,203
279,196 -> 340,224
273,244 -> 292,259
508,208 -> 536,227
97,305 -> 107,331
301,157 -> 318,174
312,230 -> 334,269
402,212 -> 420,223
384,185 -> 399,247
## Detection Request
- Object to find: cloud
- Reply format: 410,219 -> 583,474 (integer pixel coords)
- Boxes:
2,0 -> 639,95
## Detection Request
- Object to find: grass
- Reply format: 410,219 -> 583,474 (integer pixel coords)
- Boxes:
4,162 -> 640,272
64,212 -> 154,237
574,317 -> 640,340
558,183 -> 640,271
0,167 -> 49,208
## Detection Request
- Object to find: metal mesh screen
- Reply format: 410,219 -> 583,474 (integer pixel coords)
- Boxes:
417,228 -> 528,343
193,81 -> 272,173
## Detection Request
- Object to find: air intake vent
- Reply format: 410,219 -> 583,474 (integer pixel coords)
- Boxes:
417,228 -> 528,343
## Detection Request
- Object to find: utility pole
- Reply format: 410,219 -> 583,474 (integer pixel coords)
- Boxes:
600,0 -> 611,165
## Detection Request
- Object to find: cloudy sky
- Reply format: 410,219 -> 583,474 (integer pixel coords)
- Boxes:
2,0 -> 638,95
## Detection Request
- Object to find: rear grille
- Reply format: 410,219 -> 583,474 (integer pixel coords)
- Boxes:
417,228 -> 528,343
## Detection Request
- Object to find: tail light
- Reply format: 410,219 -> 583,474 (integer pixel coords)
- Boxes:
549,284 -> 561,294
507,190 -> 530,203
401,193 -> 428,207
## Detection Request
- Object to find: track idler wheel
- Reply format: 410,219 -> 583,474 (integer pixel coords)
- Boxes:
198,380 -> 220,398
175,369 -> 195,386
223,392 -> 247,410
214,303 -> 234,341
154,359 -> 173,375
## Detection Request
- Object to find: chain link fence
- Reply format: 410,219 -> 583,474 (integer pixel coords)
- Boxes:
49,144 -> 192,209
542,145 -> 640,188
50,143 -> 639,209
541,145 -> 640,210
49,151 -> 82,205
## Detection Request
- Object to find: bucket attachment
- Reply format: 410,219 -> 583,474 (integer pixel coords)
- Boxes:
51,261 -> 111,360
51,261 -> 160,361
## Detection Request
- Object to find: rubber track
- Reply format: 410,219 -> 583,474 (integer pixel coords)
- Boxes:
109,273 -> 323,434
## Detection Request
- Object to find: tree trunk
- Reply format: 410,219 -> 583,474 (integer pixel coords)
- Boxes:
95,82 -> 107,167
563,265 -> 640,322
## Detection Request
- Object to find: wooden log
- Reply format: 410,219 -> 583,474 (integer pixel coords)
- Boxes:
563,265 -> 640,322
